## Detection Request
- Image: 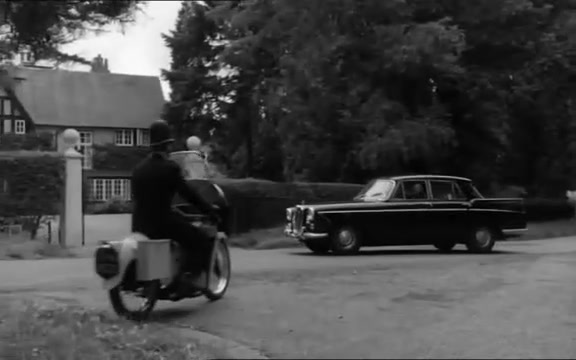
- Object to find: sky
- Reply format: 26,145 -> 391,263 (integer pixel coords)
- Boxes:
61,1 -> 183,99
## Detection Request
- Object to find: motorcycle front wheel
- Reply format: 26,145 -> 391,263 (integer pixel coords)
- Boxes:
109,279 -> 160,321
204,237 -> 231,301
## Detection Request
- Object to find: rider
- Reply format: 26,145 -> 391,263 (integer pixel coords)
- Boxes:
131,120 -> 218,280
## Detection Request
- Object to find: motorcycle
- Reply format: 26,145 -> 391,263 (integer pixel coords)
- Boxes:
93,145 -> 232,321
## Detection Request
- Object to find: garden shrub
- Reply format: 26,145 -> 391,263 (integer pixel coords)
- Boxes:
0,153 -> 64,238
91,143 -> 148,171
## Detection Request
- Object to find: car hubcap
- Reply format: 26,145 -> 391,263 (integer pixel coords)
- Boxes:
475,229 -> 492,248
338,230 -> 355,248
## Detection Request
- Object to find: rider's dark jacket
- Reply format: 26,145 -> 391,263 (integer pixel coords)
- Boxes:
130,152 -> 214,235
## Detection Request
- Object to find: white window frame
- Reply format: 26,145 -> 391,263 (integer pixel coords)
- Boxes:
136,129 -> 150,146
91,178 -> 131,202
91,179 -> 105,201
14,120 -> 25,134
75,131 -> 93,170
115,129 -> 134,146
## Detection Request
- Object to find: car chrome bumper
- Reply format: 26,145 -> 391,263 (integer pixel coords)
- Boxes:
284,229 -> 329,240
502,228 -> 528,237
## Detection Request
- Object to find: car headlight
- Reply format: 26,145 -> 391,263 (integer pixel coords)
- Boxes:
306,209 -> 314,224
286,208 -> 293,221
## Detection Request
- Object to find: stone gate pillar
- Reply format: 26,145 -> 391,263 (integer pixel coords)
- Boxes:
60,129 -> 83,247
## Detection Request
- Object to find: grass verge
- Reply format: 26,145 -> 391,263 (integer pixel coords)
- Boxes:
229,226 -> 298,250
0,233 -> 75,260
520,219 -> 576,241
0,298 -> 213,360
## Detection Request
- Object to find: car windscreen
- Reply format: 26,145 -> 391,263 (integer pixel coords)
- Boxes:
169,151 -> 208,180
354,179 -> 396,201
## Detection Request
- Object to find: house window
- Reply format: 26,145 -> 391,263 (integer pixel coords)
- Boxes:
92,179 -> 104,201
91,178 -> 131,202
115,129 -> 133,146
2,119 -> 11,134
14,120 -> 25,134
74,131 -> 93,169
136,129 -> 149,146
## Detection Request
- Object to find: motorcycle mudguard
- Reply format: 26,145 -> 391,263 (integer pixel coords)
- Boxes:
101,233 -> 144,291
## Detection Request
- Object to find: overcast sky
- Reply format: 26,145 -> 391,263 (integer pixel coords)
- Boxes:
61,1 -> 183,99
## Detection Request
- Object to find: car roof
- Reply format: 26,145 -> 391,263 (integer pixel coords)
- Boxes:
384,175 -> 472,182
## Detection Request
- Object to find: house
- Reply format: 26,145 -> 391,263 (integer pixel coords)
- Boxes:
0,56 -> 166,202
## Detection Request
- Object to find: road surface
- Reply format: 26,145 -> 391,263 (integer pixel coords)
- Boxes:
1,238 -> 575,359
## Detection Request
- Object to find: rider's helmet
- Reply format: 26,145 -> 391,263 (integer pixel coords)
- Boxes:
149,120 -> 174,148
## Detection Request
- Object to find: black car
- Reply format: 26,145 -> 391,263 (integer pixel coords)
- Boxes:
285,175 -> 527,255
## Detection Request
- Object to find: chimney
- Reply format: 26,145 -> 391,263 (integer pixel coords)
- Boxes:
91,54 -> 110,73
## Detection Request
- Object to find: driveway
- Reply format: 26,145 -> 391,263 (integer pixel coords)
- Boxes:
1,238 -> 576,359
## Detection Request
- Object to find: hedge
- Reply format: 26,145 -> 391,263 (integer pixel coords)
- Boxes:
524,198 -> 575,222
0,152 -> 64,238
211,179 -> 576,233
0,133 -> 55,151
0,153 -> 64,217
85,177 -> 575,234
211,179 -> 363,233
91,144 -> 148,171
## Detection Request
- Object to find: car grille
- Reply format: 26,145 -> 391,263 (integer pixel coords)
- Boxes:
292,208 -> 304,234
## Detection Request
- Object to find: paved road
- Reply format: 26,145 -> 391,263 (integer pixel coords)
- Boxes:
1,238 -> 576,359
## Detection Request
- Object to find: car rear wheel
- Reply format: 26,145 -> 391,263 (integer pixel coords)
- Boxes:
331,226 -> 361,255
465,226 -> 496,253
434,240 -> 456,253
305,241 -> 331,254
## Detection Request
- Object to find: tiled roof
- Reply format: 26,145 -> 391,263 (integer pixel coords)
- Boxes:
10,67 -> 165,129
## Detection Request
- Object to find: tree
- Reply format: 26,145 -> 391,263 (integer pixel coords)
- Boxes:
0,1 -> 143,64
162,1 -> 227,151
164,0 -> 576,195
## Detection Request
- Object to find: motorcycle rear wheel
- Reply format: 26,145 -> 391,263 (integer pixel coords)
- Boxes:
204,237 -> 231,301
109,280 -> 160,321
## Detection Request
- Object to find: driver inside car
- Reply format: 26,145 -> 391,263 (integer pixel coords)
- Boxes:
131,120 -> 218,286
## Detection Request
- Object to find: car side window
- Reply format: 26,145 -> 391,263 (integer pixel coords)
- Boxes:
458,182 -> 481,200
402,180 -> 429,200
451,183 -> 467,200
390,183 -> 405,200
430,181 -> 454,200
429,180 -> 467,201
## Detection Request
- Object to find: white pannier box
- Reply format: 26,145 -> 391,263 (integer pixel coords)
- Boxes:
136,239 -> 173,281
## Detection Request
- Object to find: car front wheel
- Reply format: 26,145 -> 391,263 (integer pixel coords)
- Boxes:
465,226 -> 496,253
331,226 -> 361,255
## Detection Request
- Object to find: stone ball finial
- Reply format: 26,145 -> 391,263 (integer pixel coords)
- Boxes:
186,136 -> 202,150
62,128 -> 80,148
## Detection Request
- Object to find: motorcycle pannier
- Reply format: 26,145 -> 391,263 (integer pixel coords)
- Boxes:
136,239 -> 173,281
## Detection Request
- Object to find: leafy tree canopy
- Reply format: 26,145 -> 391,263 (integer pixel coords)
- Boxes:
163,0 -> 576,196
